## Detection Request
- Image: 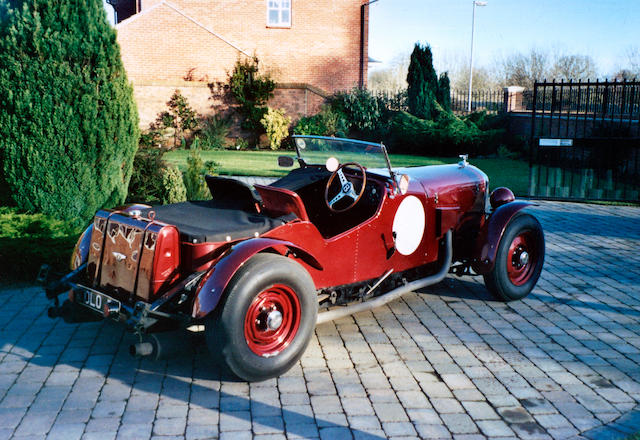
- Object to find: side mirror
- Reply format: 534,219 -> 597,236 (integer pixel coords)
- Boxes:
396,174 -> 410,195
278,156 -> 295,167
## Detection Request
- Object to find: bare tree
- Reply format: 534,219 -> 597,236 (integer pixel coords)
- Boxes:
368,52 -> 410,92
449,65 -> 498,90
626,46 -> 640,76
550,54 -> 597,81
497,49 -> 550,88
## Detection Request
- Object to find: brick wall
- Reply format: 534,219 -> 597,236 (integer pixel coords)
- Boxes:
134,83 -> 327,128
117,0 -> 367,126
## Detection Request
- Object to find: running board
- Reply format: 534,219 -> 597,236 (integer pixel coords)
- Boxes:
316,230 -> 452,325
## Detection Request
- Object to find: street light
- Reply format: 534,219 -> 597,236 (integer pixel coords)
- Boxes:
468,0 -> 487,112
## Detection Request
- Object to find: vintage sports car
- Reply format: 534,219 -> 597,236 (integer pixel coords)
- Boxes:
42,136 -> 545,381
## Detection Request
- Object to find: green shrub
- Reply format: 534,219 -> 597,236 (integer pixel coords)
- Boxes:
155,90 -> 199,148
233,138 -> 250,150
0,0 -> 139,226
224,58 -> 275,136
199,114 -> 231,150
140,126 -> 165,148
161,166 -> 187,204
183,149 -> 218,200
497,145 -> 518,159
329,88 -> 383,131
293,106 -> 348,137
261,107 -> 291,150
0,207 -> 81,280
388,110 -> 504,157
127,147 -> 168,203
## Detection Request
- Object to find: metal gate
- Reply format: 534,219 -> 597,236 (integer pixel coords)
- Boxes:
529,80 -> 640,202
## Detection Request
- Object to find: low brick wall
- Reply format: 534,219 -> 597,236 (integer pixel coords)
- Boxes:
133,82 -> 327,129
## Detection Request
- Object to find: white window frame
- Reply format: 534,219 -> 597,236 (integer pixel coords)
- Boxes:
266,0 -> 291,28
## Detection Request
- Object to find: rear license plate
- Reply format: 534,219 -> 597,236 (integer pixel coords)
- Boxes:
76,289 -> 118,314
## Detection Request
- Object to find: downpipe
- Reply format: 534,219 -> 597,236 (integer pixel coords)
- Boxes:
316,230 -> 452,324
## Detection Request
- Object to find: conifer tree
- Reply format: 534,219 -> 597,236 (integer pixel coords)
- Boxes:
406,43 -> 451,119
437,72 -> 451,112
0,0 -> 139,224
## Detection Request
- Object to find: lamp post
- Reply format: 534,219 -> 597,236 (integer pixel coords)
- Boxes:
468,0 -> 487,112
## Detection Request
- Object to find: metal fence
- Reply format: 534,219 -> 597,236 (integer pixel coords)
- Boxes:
372,89 -> 506,115
450,89 -> 504,115
529,80 -> 640,202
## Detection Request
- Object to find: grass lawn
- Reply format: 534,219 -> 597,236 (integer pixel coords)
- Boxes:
165,149 -> 530,196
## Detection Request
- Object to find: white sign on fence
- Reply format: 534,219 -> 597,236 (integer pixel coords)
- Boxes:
539,138 -> 574,147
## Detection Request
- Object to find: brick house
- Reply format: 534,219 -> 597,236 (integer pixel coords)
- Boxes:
110,0 -> 370,127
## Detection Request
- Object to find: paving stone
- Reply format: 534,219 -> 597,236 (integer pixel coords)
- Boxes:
310,395 -> 342,414
382,421 -> 417,436
14,412 -> 56,436
372,402 -> 409,422
152,417 -> 186,436
85,417 -> 120,433
407,407 -> 441,425
545,426 -> 579,439
319,426 -> 353,440
510,422 -> 551,440
0,408 -> 26,429
2,201 -> 640,440
219,410 -> 251,432
219,432 -> 252,440
476,420 -> 515,437
414,423 -> 452,439
431,398 -> 465,414
461,401 -> 500,420
117,423 -> 153,439
82,431 -> 117,440
46,422 -> 86,440
440,413 -> 478,434
253,416 -> 285,434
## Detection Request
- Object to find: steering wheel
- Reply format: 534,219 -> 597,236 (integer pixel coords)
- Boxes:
324,162 -> 367,213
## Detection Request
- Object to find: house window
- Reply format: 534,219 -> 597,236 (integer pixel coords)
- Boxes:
267,0 -> 291,28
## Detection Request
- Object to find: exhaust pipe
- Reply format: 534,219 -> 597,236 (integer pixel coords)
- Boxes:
130,342 -> 154,357
129,331 -> 190,360
316,230 -> 453,324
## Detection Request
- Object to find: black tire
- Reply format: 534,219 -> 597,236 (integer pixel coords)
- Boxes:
483,213 -> 545,301
205,253 -> 317,382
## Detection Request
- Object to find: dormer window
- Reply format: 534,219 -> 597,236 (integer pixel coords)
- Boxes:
267,0 -> 291,28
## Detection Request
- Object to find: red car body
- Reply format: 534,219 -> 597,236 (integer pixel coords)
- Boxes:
44,136 -> 544,381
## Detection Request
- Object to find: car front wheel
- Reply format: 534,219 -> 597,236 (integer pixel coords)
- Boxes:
483,213 -> 545,301
205,253 -> 317,381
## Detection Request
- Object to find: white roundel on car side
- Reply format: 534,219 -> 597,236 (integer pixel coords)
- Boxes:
392,195 -> 426,256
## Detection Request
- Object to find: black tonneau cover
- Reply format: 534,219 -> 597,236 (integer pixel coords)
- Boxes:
142,201 -> 294,244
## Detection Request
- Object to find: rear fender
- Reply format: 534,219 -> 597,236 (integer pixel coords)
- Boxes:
192,238 -> 322,319
472,201 -> 532,274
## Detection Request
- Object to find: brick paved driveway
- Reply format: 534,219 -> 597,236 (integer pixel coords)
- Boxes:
0,200 -> 639,440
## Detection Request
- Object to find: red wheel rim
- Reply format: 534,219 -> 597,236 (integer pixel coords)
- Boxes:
506,231 -> 538,286
244,284 -> 301,357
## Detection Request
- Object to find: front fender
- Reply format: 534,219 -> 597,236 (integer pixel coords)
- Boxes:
191,238 -> 322,319
472,201 -> 533,274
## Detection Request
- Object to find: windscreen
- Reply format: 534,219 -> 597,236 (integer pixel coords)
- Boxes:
292,136 -> 390,171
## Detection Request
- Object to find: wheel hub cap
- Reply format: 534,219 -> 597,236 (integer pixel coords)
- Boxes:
507,232 -> 538,286
244,284 -> 301,358
266,310 -> 283,330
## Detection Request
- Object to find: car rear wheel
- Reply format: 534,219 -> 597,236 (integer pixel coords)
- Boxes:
205,253 -> 317,382
483,213 -> 545,301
